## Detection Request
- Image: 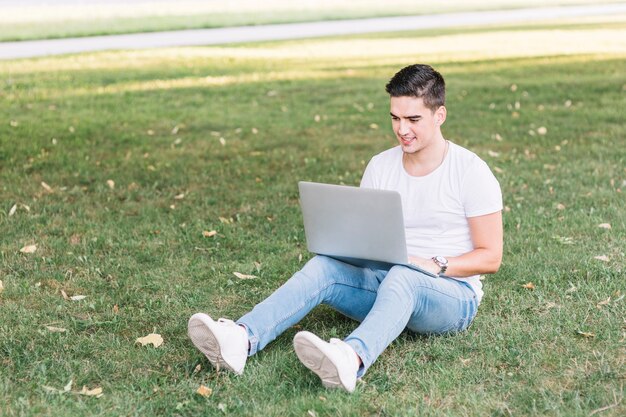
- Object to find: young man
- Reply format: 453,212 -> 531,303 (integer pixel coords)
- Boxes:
188,64 -> 503,393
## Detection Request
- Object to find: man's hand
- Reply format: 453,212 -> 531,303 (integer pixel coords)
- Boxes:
408,256 -> 440,275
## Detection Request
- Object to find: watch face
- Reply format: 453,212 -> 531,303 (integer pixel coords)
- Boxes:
435,256 -> 448,265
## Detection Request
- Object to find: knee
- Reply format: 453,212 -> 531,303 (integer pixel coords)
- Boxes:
300,255 -> 341,278
381,266 -> 427,293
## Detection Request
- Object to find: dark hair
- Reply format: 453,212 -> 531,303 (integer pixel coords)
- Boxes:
385,64 -> 445,111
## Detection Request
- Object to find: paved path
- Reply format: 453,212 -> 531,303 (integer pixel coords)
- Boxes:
2,3 -> 626,60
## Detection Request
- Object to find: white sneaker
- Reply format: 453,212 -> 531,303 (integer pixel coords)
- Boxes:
293,331 -> 359,393
187,313 -> 248,375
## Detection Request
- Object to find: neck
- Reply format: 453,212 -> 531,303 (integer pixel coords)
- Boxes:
403,136 -> 448,177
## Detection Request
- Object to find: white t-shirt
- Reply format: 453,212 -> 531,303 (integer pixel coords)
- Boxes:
360,141 -> 503,302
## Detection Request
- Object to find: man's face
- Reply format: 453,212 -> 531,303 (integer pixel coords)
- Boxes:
389,96 -> 444,154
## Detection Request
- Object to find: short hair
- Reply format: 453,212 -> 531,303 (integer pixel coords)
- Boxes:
385,64 -> 445,111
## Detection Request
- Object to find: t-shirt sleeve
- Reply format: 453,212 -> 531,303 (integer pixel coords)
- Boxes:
360,157 -> 378,189
460,158 -> 503,217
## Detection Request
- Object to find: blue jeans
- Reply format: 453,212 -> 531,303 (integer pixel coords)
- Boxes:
237,255 -> 478,376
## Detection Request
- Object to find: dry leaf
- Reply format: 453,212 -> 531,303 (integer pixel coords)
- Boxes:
218,403 -> 227,413
251,128 -> 258,134
596,297 -> 611,307
460,357 -> 472,365
9,204 -> 17,216
369,123 -> 379,129
598,223 -> 611,229
64,380 -> 73,392
522,282 -> 535,290
203,230 -> 217,238
314,115 -> 321,122
510,84 -> 518,92
219,217 -> 232,224
594,255 -> 610,262
174,193 -> 185,200
41,181 -> 53,192
136,333 -> 163,348
79,386 -> 103,397
566,284 -> 577,293
488,150 -> 500,157
193,364 -> 201,373
556,203 -> 566,210
537,127 -> 547,135
233,272 -> 257,280
69,234 -> 81,245
45,326 -> 67,333
219,137 -> 226,146
577,330 -> 595,338
20,244 -> 37,254
308,410 -> 317,417
196,385 -> 212,398
112,304 -> 119,314
106,179 -> 115,189
70,295 -> 87,301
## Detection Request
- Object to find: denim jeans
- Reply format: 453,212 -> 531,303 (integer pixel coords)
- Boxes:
237,255 -> 478,376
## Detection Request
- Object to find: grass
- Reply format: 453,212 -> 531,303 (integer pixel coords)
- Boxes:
1,18 -> 625,417
0,0 -> 622,42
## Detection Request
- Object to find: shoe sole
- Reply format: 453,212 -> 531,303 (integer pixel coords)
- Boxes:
188,313 -> 237,374
293,331 -> 351,391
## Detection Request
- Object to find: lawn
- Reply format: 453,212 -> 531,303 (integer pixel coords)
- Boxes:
0,0 -> 622,41
0,18 -> 625,417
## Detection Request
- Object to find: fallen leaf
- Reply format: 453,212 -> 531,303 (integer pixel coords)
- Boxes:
69,234 -> 81,245
196,385 -> 212,398
460,357 -> 472,365
70,295 -> 87,301
537,127 -> 547,135
60,289 -> 69,300
251,128 -> 258,134
219,217 -> 232,224
318,396 -> 327,401
308,410 -> 317,417
45,326 -> 67,333
233,272 -> 257,280
488,150 -> 500,157
136,333 -> 164,348
566,284 -> 577,293
556,203 -> 566,210
510,84 -> 518,92
596,297 -> 611,307
112,304 -> 119,314
203,230 -> 217,237
174,193 -> 185,200
564,100 -> 572,107
522,282 -> 535,290
369,123 -> 378,129
193,364 -> 201,373
171,125 -> 180,135
594,255 -> 610,262
598,223 -> 611,229
106,179 -> 115,189
576,330 -> 595,338
9,204 -> 17,216
64,380 -> 73,392
314,115 -> 321,122
0,280 -> 3,293
20,244 -> 37,254
41,181 -> 53,192
218,403 -> 227,413
79,386 -> 103,397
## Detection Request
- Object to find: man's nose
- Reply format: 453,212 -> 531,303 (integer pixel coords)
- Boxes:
398,120 -> 410,135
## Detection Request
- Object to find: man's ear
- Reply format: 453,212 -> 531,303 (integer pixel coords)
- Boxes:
435,105 -> 447,125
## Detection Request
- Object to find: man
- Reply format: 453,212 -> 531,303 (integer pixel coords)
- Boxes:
188,64 -> 503,393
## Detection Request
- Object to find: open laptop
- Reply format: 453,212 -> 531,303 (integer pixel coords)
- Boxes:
298,181 -> 437,277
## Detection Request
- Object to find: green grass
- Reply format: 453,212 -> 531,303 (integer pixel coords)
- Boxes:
0,0 -> 621,42
1,20 -> 625,417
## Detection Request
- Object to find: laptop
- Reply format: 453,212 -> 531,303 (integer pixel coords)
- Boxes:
298,181 -> 437,277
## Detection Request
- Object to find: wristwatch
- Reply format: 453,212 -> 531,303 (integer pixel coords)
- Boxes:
431,256 -> 448,275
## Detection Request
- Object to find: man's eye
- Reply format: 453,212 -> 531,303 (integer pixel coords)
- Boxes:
409,119 -> 419,123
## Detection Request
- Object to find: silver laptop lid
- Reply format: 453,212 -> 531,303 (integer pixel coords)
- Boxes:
298,181 -> 409,265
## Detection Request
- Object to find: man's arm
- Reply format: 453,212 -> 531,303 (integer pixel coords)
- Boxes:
409,211 -> 503,277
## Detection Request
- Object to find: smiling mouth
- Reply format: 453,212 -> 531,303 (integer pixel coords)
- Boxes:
401,136 -> 416,145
